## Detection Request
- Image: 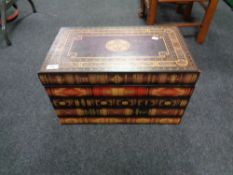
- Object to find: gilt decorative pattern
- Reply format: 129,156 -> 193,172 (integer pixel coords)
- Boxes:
40,26 -> 198,73
105,39 -> 131,52
38,26 -> 200,125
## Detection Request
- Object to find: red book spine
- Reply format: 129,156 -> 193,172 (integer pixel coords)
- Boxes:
92,87 -> 148,96
46,87 -> 193,97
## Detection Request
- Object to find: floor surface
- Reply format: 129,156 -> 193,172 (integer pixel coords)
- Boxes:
0,0 -> 233,174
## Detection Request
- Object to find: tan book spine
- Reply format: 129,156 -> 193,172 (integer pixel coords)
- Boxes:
59,117 -> 181,124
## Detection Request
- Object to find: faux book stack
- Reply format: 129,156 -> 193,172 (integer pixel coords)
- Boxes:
38,26 -> 200,124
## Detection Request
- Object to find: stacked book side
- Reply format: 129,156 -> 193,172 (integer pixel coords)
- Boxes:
38,27 -> 200,124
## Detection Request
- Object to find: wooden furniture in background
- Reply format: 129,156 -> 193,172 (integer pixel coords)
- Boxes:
0,0 -> 36,45
139,0 -> 218,44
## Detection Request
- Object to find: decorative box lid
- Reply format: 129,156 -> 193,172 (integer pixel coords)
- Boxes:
39,26 -> 199,73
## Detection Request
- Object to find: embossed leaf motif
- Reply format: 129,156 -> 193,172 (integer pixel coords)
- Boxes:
105,39 -> 130,52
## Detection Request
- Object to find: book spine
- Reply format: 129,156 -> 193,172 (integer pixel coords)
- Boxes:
45,87 -> 193,97
55,108 -> 184,117
38,73 -> 199,85
59,117 -> 181,124
51,98 -> 189,108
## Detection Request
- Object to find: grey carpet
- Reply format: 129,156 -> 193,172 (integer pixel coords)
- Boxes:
0,0 -> 233,174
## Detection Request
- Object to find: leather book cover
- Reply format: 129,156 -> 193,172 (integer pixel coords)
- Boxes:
39,26 -> 200,74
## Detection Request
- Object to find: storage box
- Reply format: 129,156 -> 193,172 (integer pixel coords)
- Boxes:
38,26 -> 200,124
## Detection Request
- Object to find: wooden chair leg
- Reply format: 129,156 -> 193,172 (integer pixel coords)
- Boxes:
184,2 -> 193,21
196,0 -> 218,43
1,0 -> 12,45
139,0 -> 146,18
27,0 -> 37,13
147,0 -> 158,25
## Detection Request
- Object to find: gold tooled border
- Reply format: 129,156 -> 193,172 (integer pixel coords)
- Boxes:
41,27 -> 197,72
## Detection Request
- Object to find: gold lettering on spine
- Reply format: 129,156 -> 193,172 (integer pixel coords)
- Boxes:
58,101 -> 66,106
76,109 -> 84,116
100,109 -> 108,116
170,74 -> 177,83
126,109 -> 133,116
164,100 -> 172,106
86,99 -> 92,107
100,101 -> 108,106
180,100 -> 188,107
74,99 -> 80,107
149,109 -> 157,116
121,100 -> 129,106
